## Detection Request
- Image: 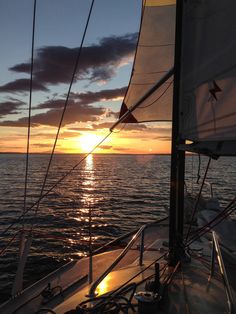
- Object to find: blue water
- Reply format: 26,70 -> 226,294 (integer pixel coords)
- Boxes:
0,153 -> 235,302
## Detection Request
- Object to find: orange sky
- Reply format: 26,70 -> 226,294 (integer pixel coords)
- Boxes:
0,1 -> 172,155
0,121 -> 172,154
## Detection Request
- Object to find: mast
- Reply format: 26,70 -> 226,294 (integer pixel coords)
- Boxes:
168,0 -> 185,266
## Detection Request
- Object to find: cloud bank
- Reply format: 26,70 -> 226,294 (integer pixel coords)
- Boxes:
0,33 -> 137,93
0,87 -> 126,127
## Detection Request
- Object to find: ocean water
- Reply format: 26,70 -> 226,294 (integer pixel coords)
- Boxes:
0,153 -> 235,302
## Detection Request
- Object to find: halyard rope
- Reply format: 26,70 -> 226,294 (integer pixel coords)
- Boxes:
23,0 -> 37,229
30,0 -> 95,231
185,157 -> 212,242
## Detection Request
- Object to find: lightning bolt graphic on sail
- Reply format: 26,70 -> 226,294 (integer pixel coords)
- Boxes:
209,80 -> 222,101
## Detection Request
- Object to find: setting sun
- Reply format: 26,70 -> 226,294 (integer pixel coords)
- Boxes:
79,134 -> 103,153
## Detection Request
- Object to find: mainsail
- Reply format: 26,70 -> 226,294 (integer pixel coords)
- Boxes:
179,0 -> 236,155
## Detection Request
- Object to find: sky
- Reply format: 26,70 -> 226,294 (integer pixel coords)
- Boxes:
0,0 -> 172,154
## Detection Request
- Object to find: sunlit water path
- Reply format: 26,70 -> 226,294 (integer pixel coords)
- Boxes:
0,153 -> 235,302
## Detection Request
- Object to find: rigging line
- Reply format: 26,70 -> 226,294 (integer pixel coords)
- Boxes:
0,71 -> 171,237
186,205 -> 236,248
88,263 -> 169,313
1,76 -> 173,237
188,196 -> 236,239
196,154 -> 201,184
137,81 -> 173,109
112,123 -> 127,133
23,0 -> 37,229
186,199 -> 235,242
31,130 -> 111,233
30,0 -> 95,231
0,230 -> 20,256
186,198 -> 236,246
108,252 -> 168,298
187,201 -> 236,246
111,68 -> 174,133
0,130 -> 113,238
185,157 -> 212,243
191,154 -> 194,194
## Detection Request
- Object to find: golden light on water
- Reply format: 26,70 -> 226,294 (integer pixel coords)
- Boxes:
85,154 -> 93,170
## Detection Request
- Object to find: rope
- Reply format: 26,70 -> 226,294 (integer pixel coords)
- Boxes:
30,0 -> 95,231
23,0 -> 37,229
191,154 -> 194,194
78,259 -> 169,314
196,154 -> 201,184
110,252 -> 168,298
0,230 -> 21,256
188,195 -> 236,240
111,122 -> 127,133
185,157 -> 212,243
186,197 -> 236,247
138,81 -> 173,109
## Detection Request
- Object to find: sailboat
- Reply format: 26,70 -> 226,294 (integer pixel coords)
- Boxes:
1,0 -> 236,313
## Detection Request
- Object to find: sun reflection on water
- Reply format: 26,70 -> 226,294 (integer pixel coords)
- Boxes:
85,154 -> 93,171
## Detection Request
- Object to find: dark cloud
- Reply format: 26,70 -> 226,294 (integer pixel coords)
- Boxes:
0,86 -> 125,127
61,131 -> 81,138
0,100 -> 24,117
70,86 -> 127,104
121,124 -> 147,131
156,136 -> 171,141
68,127 -> 93,132
31,143 -> 57,147
0,79 -> 48,93
113,147 -> 131,151
92,122 -> 113,130
7,33 -> 137,91
99,145 -> 112,150
0,101 -> 106,127
39,86 -> 127,111
67,121 -> 147,132
90,122 -> 147,131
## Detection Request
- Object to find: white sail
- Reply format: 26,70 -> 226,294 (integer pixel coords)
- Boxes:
180,0 -> 236,147
119,0 -> 236,155
119,0 -> 175,123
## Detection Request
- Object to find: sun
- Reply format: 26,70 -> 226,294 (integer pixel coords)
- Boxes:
79,133 -> 103,153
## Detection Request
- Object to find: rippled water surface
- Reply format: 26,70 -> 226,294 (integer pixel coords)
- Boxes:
0,153 -> 235,302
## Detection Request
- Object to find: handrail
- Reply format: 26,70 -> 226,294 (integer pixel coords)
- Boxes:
204,181 -> 214,198
87,224 -> 147,297
93,216 -> 168,255
87,216 -> 168,297
210,231 -> 235,314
